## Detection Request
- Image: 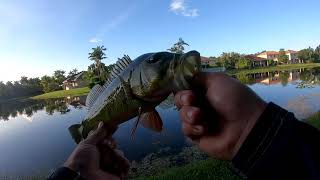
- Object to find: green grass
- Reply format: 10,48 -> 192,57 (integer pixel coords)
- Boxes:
31,87 -> 90,100
134,159 -> 239,180
228,63 -> 320,75
306,111 -> 320,129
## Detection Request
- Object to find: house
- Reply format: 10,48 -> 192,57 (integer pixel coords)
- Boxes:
257,51 -> 279,61
256,50 -> 301,64
245,55 -> 269,67
285,50 -> 300,63
200,56 -> 210,68
62,71 -> 88,90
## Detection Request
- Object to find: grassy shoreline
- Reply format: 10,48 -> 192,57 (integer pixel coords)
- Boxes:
227,63 -> 320,75
135,159 -> 238,180
307,111 -> 320,129
31,87 -> 90,100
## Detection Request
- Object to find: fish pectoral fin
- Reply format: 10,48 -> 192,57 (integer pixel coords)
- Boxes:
140,109 -> 163,133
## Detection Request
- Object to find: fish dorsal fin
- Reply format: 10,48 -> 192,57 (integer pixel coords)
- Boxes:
85,84 -> 105,109
105,55 -> 132,85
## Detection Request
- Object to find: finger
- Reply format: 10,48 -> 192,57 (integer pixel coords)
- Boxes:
192,72 -> 215,88
102,138 -> 117,149
174,90 -> 197,109
182,123 -> 206,136
85,122 -> 107,145
179,106 -> 204,125
100,145 -> 130,177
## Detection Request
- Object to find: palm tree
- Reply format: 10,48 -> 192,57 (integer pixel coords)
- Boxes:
167,38 -> 189,54
88,46 -> 107,82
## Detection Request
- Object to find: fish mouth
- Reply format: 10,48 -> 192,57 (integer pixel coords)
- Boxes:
171,51 -> 201,92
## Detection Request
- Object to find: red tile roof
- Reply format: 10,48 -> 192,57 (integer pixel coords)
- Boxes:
245,55 -> 267,61
285,50 -> 298,54
200,56 -> 210,63
258,51 -> 279,55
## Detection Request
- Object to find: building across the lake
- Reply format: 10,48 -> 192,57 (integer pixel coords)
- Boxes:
245,55 -> 269,67
200,56 -> 210,68
256,50 -> 300,64
62,71 -> 88,90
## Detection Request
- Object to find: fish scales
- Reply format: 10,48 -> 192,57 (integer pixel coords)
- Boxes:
69,51 -> 202,143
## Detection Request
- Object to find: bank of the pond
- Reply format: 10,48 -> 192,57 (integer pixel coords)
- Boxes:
135,159 -> 238,180
31,87 -> 90,100
307,111 -> 320,129
128,146 -> 238,180
227,63 -> 320,75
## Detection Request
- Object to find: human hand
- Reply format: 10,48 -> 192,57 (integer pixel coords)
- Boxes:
174,72 -> 267,160
64,122 -> 129,180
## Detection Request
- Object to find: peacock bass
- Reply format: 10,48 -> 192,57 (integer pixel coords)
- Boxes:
69,51 -> 201,143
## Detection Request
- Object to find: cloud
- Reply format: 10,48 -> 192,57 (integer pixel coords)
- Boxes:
89,38 -> 102,43
169,0 -> 199,17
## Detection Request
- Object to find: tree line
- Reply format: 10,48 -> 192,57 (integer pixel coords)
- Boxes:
210,45 -> 320,70
0,69 -> 80,101
1,38 -> 319,100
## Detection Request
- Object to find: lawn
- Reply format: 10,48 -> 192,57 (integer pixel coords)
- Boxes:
31,87 -> 90,100
306,111 -> 320,129
134,158 -> 239,180
228,63 -> 320,75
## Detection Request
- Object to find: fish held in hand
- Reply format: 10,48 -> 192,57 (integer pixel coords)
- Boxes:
69,51 -> 201,143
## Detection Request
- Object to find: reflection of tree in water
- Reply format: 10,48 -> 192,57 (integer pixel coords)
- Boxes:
235,67 -> 320,87
0,99 -> 45,120
0,96 -> 86,121
296,68 -> 320,88
279,71 -> 290,86
235,73 -> 256,85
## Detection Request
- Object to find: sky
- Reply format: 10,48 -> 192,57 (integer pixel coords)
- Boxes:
0,0 -> 320,82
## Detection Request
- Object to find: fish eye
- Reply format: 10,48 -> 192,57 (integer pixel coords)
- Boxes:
147,54 -> 161,63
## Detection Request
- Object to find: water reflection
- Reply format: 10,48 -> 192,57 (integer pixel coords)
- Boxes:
0,96 -> 86,121
236,68 -> 320,87
0,67 -> 319,176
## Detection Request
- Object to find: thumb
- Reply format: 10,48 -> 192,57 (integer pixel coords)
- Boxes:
192,72 -> 223,89
84,122 -> 107,145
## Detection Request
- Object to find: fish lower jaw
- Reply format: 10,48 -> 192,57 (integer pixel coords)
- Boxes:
172,74 -> 192,92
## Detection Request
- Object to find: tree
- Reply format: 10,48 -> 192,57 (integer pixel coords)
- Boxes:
279,71 -> 290,86
315,45 -> 320,56
314,45 -> 320,62
41,75 -> 59,93
53,70 -> 66,85
167,38 -> 189,54
235,57 -> 251,69
68,69 -> 78,78
88,46 -> 107,83
218,52 -> 241,69
298,47 -> 318,63
267,59 -> 275,66
20,76 -> 29,86
278,49 -> 289,64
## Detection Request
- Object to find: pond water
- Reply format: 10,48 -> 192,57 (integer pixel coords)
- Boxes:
0,67 -> 320,176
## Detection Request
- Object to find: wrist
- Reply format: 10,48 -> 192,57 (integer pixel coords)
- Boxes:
63,160 -> 79,172
232,100 -> 267,158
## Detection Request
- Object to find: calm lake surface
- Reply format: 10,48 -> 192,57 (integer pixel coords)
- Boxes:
1,67 -> 320,176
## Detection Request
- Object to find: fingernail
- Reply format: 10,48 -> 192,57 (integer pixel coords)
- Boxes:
98,121 -> 104,128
